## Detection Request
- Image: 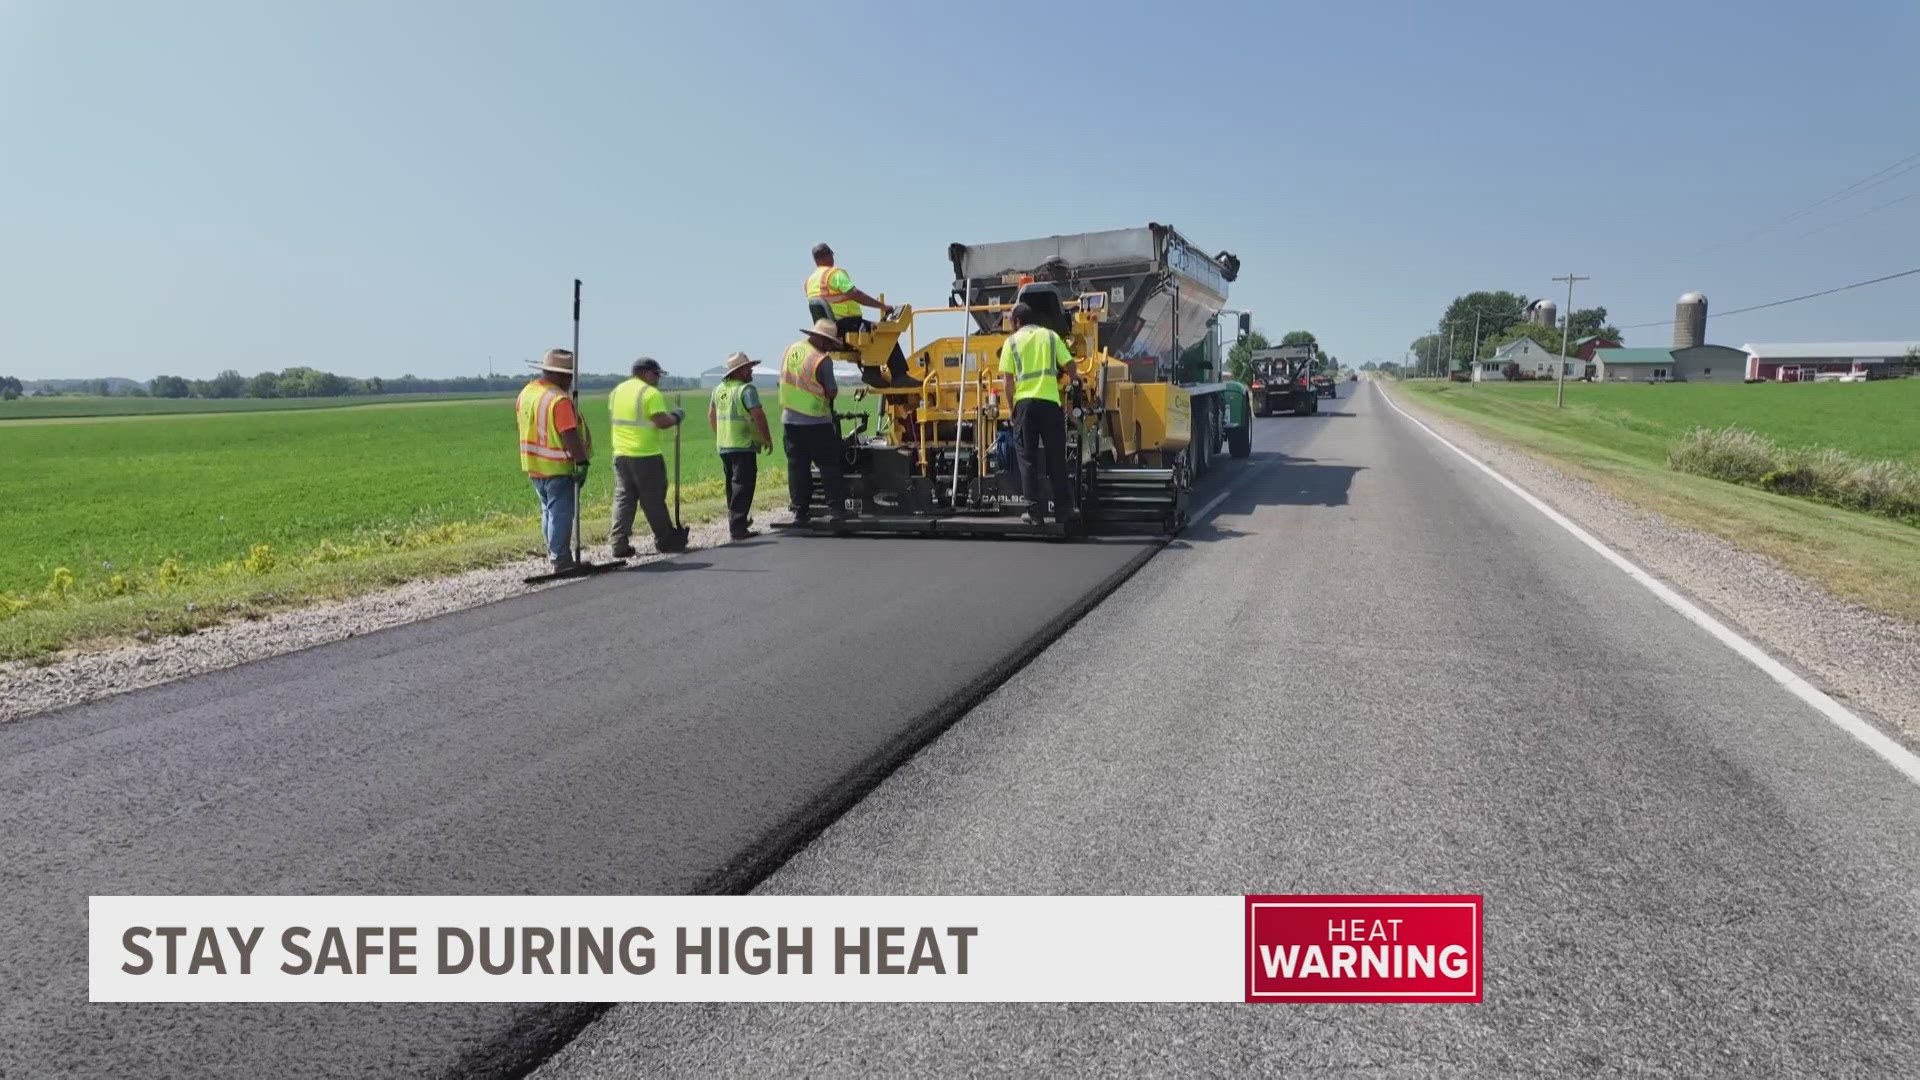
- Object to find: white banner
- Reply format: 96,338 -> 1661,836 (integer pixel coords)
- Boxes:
91,896 -> 1244,1003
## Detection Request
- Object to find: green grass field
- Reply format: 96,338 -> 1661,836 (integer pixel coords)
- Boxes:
0,392 -> 505,420
0,388 -> 843,658
1395,378 -> 1920,622
1409,379 -> 1920,467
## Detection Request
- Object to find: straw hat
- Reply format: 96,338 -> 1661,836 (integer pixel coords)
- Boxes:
535,348 -> 576,374
801,317 -> 846,349
722,351 -> 758,376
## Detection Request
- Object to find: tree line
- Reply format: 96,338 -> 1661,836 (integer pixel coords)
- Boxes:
1408,291 -> 1625,373
4,368 -> 701,401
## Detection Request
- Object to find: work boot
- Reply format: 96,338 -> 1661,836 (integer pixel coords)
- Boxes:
730,529 -> 761,541
610,543 -> 636,559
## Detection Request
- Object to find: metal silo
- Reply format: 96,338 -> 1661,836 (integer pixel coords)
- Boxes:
1674,292 -> 1707,348
1529,299 -> 1558,329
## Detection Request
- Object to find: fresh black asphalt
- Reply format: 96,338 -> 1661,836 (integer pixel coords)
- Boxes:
0,494 -> 1175,1077
538,383 -> 1920,1078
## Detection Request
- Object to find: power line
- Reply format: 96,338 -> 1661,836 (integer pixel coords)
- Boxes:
1783,186 -> 1920,243
1633,148 -> 1920,271
1614,266 -> 1920,330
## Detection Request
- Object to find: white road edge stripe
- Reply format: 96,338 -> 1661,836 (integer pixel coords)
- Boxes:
1375,382 -> 1920,786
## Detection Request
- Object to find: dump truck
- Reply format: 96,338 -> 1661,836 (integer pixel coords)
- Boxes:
801,224 -> 1250,537
1249,345 -> 1320,416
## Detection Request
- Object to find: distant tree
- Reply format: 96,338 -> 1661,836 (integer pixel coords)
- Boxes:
209,369 -> 246,398
1486,321 -> 1565,355
1442,291 -> 1531,363
1360,361 -> 1378,371
0,375 -> 21,400
1227,330 -> 1271,385
1408,333 -> 1445,374
149,375 -> 192,398
246,371 -> 281,398
1566,306 -> 1622,343
90,379 -> 112,397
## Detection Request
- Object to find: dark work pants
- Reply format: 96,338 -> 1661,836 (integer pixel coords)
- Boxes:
720,451 -> 757,536
1013,398 -> 1073,520
783,422 -> 846,520
611,454 -> 677,547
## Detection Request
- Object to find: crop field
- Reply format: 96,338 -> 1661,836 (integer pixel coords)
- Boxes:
1404,379 -> 1920,466
0,392 -> 506,420
0,388 -> 857,656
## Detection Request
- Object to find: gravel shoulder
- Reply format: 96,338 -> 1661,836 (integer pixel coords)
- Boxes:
1385,380 -> 1920,745
0,513 -> 784,724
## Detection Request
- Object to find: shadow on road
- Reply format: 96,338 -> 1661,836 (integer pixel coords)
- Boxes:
1182,452 -> 1365,541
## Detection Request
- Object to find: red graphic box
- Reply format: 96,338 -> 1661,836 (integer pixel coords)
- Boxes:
1245,894 -> 1482,1003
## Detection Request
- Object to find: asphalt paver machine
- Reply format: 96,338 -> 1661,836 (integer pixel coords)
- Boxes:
801,224 -> 1247,537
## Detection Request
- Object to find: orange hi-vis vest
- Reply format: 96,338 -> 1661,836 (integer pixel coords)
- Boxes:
805,265 -> 860,319
779,340 -> 830,417
517,379 -> 573,477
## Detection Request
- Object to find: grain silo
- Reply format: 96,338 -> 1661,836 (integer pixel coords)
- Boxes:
1529,299 -> 1558,329
1673,292 -> 1707,349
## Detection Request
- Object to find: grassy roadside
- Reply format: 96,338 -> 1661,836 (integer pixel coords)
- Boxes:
1389,380 -> 1920,624
0,473 -> 793,663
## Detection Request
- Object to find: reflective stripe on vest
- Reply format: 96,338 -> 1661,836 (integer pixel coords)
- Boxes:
779,340 -> 829,417
711,381 -> 755,450
517,380 -> 572,477
1004,325 -> 1067,405
805,266 -> 861,318
609,378 -> 664,457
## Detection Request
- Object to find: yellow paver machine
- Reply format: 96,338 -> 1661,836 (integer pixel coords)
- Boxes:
802,224 -> 1252,538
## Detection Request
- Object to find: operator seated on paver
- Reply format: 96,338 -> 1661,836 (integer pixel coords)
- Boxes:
804,242 -> 916,389
516,348 -> 591,573
608,357 -> 688,556
999,302 -> 1081,528
781,319 -> 851,527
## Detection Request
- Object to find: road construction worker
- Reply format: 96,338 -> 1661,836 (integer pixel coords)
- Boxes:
608,357 -> 687,556
805,243 -> 915,388
781,319 -> 849,526
517,348 -> 591,571
999,302 -> 1080,527
709,351 -> 772,540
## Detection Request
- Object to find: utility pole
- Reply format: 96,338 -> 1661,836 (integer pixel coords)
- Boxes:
1445,323 -> 1456,379
1552,274 -> 1588,408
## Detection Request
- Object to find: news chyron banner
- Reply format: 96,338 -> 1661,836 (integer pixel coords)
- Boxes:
92,895 -> 1482,1004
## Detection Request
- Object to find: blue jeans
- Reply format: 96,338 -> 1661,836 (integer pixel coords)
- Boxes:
531,474 -> 578,567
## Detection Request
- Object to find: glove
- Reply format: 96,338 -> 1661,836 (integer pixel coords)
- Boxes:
572,461 -> 590,483
669,407 -> 686,424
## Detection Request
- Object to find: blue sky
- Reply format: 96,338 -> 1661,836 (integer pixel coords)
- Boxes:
3,0 -> 1917,381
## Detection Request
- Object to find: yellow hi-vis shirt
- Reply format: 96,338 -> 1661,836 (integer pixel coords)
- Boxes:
805,266 -> 860,319
999,325 -> 1070,405
609,378 -> 667,457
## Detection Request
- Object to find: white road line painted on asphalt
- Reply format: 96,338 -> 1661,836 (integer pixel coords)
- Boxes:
1376,382 -> 1920,786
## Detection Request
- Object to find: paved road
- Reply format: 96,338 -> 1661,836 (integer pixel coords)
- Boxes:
541,382 -> 1920,1078
0,500 -> 1189,1075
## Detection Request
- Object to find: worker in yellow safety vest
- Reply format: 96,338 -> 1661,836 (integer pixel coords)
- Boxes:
805,242 -> 916,388
517,348 -> 591,571
999,301 -> 1082,526
608,357 -> 688,556
708,351 -> 773,541
780,318 -> 850,526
